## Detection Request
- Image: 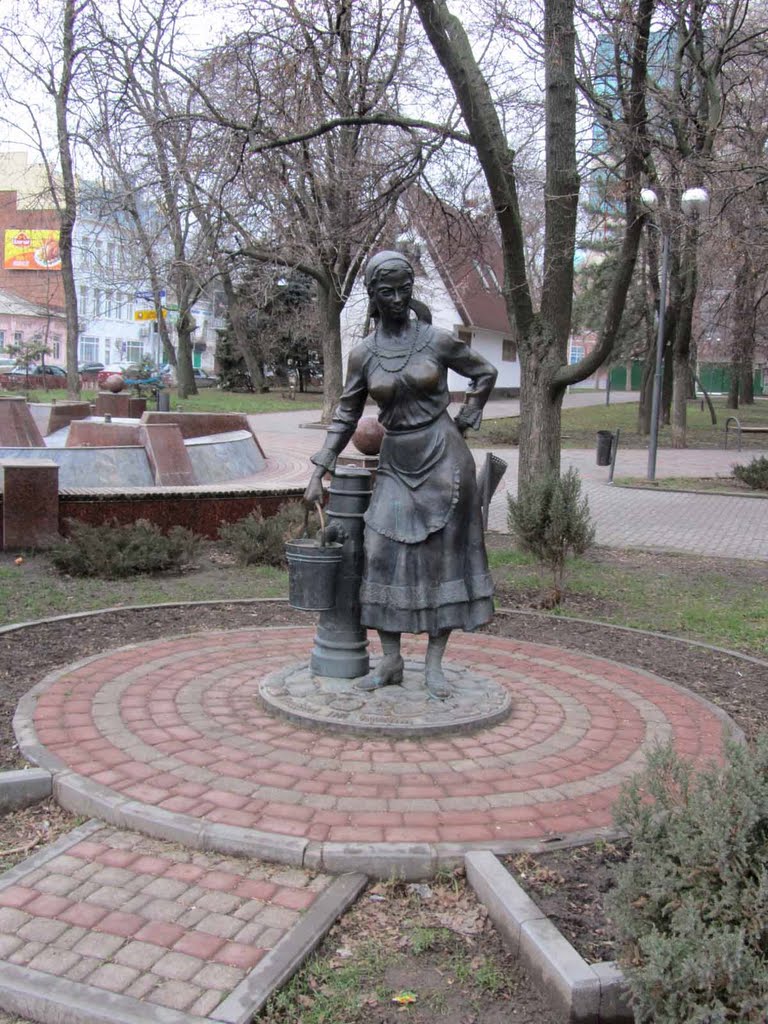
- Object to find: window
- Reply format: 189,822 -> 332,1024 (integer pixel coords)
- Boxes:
457,329 -> 473,346
95,289 -> 103,317
569,344 -> 585,365
79,336 -> 99,362
472,260 -> 490,289
13,331 -> 23,343
52,337 -> 61,359
502,338 -> 518,362
106,291 -> 114,318
79,284 -> 89,316
107,243 -> 116,270
0,330 -> 4,348
104,339 -> 111,362
125,339 -> 144,362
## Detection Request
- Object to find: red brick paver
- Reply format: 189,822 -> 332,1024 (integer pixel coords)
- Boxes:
24,628 -> 737,851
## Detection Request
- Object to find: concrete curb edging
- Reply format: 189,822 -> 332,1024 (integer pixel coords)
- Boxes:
0,768 -> 52,812
210,872 -> 368,1024
465,850 -> 634,1024
0,961 -> 210,1024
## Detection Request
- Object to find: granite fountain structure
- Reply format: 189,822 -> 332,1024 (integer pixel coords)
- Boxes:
0,394 -> 298,549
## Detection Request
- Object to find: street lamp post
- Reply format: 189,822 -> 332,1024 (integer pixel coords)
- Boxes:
640,187 -> 708,481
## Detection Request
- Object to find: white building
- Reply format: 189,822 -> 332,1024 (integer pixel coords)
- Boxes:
340,221 -> 520,397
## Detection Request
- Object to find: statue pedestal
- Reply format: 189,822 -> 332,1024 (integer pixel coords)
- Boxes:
260,658 -> 511,737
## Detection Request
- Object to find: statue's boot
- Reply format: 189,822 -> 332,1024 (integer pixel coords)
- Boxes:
357,631 -> 403,690
425,631 -> 451,699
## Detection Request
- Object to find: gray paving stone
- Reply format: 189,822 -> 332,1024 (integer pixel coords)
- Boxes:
190,988 -> 226,1017
86,961 -> 141,993
195,962 -> 244,990
51,926 -> 87,951
140,897 -> 186,922
88,885 -> 136,909
193,912 -> 242,939
26,948 -> 82,976
0,935 -> 22,959
35,873 -> 82,897
196,891 -> 241,914
17,918 -> 70,944
0,908 -> 32,932
142,877 -> 190,900
114,939 -> 167,971
64,954 -> 101,982
153,951 -> 205,982
8,941 -> 45,966
124,972 -> 160,1000
150,978 -> 201,1011
71,932 -> 126,959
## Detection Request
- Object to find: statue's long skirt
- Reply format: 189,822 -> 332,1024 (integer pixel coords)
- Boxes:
359,412 -> 494,637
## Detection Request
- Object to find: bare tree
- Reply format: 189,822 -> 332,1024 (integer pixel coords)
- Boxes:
0,0 -> 90,396
186,0 -> 447,419
411,0 -> 654,491
88,0 -> 228,397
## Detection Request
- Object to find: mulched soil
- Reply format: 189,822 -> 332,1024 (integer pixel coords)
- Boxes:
505,841 -> 631,965
258,872 -> 562,1024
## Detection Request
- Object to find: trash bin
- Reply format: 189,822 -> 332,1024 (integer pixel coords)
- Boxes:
596,430 -> 614,466
157,391 -> 170,412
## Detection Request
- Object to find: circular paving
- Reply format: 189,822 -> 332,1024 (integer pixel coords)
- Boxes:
16,627 -> 737,873
259,659 -> 511,736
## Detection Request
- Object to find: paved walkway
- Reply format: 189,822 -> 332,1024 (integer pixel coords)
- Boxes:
16,628 -> 737,877
248,393 -> 768,560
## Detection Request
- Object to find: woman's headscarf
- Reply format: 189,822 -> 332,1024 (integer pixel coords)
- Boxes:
364,251 -> 414,290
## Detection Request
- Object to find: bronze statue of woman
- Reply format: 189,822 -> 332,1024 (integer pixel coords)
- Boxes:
303,250 -> 497,698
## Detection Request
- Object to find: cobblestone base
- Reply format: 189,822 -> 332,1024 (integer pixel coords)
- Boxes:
15,627 -> 738,871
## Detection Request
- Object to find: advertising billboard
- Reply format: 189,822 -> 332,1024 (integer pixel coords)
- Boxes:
4,229 -> 61,271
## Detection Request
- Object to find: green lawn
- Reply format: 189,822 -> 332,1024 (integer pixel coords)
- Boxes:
3,541 -> 765,657
476,398 -> 768,449
487,544 -> 768,656
0,387 -> 324,415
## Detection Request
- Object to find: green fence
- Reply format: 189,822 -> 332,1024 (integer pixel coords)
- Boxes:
697,363 -> 764,395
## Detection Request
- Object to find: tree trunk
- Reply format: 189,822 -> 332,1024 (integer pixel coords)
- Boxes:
57,0 -> 80,399
518,329 -> 564,485
175,310 -> 198,399
317,283 -> 344,424
736,254 -> 756,405
670,223 -> 699,447
638,351 -> 655,435
221,274 -> 264,390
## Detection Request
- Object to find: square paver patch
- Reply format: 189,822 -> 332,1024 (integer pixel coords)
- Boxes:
0,825 -> 335,1019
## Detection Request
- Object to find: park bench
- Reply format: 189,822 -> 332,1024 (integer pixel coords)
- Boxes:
724,415 -> 768,450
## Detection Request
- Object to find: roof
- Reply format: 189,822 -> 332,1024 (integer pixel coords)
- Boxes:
405,191 -> 514,336
0,288 -> 66,320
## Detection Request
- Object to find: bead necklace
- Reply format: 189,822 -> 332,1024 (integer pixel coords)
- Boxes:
371,318 -> 428,373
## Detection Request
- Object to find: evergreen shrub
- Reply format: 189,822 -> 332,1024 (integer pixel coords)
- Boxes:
507,468 -> 595,604
219,501 -> 308,567
51,519 -> 200,578
608,738 -> 768,1023
733,456 -> 768,491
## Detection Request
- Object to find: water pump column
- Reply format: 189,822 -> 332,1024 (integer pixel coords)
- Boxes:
310,466 -> 372,678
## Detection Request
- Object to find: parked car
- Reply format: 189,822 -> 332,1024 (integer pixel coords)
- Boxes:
79,362 -> 105,375
192,368 -> 219,388
8,364 -> 68,378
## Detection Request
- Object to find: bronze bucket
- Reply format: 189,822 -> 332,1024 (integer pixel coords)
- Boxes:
285,503 -> 343,611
